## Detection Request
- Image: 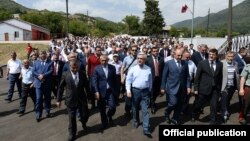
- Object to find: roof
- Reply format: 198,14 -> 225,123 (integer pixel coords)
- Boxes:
1,18 -> 50,34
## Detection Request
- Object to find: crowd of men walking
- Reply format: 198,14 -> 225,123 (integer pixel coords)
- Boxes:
2,36 -> 250,141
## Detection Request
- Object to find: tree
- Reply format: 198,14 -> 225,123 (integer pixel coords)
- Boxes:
142,0 -> 165,36
122,15 -> 141,35
0,8 -> 12,21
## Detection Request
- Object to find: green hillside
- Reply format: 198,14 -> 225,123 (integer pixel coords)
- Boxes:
173,0 -> 250,34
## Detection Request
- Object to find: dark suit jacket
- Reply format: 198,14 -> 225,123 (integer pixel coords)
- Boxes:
159,48 -> 171,59
33,59 -> 53,88
194,60 -> 223,95
93,64 -> 118,98
145,55 -> 164,82
160,59 -> 191,95
53,60 -> 65,81
57,71 -> 88,107
191,52 -> 208,66
234,53 -> 245,74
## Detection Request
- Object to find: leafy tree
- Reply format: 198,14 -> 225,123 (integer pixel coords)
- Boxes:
142,0 -> 165,36
0,8 -> 12,21
122,15 -> 140,35
169,26 -> 179,37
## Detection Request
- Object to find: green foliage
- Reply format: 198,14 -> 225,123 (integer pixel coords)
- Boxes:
122,15 -> 141,35
0,8 -> 12,21
142,0 -> 165,36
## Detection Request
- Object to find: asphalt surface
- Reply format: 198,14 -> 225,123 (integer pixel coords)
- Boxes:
0,71 -> 246,141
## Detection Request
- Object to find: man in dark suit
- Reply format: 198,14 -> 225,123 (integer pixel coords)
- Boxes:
57,60 -> 89,141
145,47 -> 164,114
51,53 -> 64,99
159,43 -> 171,62
160,49 -> 191,125
93,54 -> 118,130
33,51 -> 53,122
192,48 -> 223,125
188,43 -> 196,55
191,44 -> 208,66
234,47 -> 247,74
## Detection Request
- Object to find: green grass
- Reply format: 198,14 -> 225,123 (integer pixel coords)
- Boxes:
0,43 -> 49,65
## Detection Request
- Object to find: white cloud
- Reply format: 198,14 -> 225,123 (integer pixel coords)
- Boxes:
17,0 -> 245,24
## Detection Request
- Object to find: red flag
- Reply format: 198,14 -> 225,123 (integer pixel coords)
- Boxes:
181,4 -> 188,13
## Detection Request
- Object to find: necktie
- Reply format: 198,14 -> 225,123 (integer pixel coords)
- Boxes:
53,62 -> 57,76
210,61 -> 215,75
74,75 -> 78,86
177,61 -> 181,70
154,57 -> 159,77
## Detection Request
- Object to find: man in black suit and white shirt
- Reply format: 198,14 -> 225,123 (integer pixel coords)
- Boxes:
192,48 -> 223,125
57,60 -> 89,141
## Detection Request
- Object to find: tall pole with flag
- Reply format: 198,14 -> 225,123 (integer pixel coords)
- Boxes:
191,0 -> 195,44
181,0 -> 195,44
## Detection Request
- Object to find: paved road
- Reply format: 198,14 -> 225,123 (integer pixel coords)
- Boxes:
0,74 -> 245,141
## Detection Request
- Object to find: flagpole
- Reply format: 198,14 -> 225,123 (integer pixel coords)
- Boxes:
191,0 -> 195,44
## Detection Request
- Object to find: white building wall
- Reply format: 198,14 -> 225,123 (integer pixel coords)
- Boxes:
179,37 -> 227,50
0,23 -> 24,41
5,19 -> 32,31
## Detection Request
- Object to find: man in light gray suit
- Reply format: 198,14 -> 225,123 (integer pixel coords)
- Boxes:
220,51 -> 240,123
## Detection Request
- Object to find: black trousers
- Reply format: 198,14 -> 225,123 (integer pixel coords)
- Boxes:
151,76 -> 160,108
67,104 -> 89,136
192,87 -> 219,123
51,76 -> 59,98
19,83 -> 36,112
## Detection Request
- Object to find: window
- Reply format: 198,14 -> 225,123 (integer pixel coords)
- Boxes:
14,31 -> 19,38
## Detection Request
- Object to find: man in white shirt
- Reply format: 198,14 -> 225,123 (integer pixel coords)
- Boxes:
17,59 -> 35,115
5,52 -> 22,102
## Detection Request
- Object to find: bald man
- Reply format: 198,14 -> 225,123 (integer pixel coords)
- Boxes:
161,49 -> 191,125
17,59 -> 36,115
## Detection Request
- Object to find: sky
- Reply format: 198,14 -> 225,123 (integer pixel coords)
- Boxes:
14,0 -> 245,25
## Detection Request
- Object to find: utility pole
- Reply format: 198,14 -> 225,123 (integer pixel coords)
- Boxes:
66,0 -> 69,37
206,8 -> 210,37
191,0 -> 195,44
227,0 -> 232,51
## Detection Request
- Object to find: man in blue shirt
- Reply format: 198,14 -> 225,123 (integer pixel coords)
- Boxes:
126,53 -> 152,137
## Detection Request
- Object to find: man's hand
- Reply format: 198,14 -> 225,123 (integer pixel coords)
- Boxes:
38,74 -> 43,80
56,102 -> 61,108
95,92 -> 100,100
30,84 -> 34,88
187,88 -> 191,94
239,88 -> 244,96
194,91 -> 198,95
126,92 -> 132,98
160,89 -> 165,96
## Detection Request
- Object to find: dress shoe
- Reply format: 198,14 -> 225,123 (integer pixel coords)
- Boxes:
17,111 -> 24,115
82,123 -> 88,132
108,117 -> 114,126
4,98 -> 11,103
134,122 -> 139,128
166,115 -> 171,124
68,135 -> 76,141
36,117 -> 41,122
144,130 -> 152,138
239,118 -> 247,125
46,113 -> 51,118
151,108 -> 156,114
222,116 -> 228,123
171,119 -> 180,125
